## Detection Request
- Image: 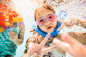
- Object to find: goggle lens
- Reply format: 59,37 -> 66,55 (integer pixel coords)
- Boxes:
36,14 -> 57,26
37,19 -> 44,25
48,14 -> 55,21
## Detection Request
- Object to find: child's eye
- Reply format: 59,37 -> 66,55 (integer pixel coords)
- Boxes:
40,20 -> 43,22
49,15 -> 55,21
49,16 -> 54,19
49,16 -> 53,18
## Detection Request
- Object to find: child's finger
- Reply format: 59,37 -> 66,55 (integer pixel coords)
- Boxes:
56,18 -> 65,23
57,23 -> 64,31
28,48 -> 33,54
31,53 -> 40,57
53,38 -> 77,56
61,33 -> 86,56
33,53 -> 37,56
40,33 -> 50,47
31,54 -> 36,57
43,45 -> 57,53
32,53 -> 40,57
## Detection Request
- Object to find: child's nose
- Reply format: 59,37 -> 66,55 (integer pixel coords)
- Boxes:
45,19 -> 51,25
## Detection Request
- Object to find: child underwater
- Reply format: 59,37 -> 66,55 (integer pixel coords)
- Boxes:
22,33 -> 57,57
0,1 -> 25,57
27,1 -> 86,57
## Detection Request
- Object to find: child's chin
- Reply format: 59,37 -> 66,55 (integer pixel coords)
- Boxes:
46,30 -> 53,33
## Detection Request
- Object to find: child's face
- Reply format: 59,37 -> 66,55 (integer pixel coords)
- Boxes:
36,8 -> 57,33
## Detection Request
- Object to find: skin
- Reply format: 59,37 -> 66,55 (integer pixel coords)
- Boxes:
28,37 -> 36,42
35,7 -> 66,54
56,18 -> 86,31
53,32 -> 86,57
26,3 -> 86,56
25,32 -> 86,57
22,33 -> 57,57
35,7 -> 86,54
36,8 -> 57,33
9,24 -> 25,45
36,17 -> 86,54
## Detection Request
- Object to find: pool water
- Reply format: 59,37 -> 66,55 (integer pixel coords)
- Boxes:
0,0 -> 86,57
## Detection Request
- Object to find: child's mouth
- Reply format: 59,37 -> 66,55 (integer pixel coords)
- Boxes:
47,26 -> 52,29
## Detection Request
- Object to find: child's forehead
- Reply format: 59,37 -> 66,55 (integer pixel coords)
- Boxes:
37,7 -> 46,12
35,4 -> 55,19
35,8 -> 53,20
36,8 -> 51,16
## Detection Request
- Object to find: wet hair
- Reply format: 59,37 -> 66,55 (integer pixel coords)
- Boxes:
34,3 -> 55,20
24,37 -> 36,53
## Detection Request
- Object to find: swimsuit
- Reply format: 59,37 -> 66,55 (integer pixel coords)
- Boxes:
0,26 -> 20,57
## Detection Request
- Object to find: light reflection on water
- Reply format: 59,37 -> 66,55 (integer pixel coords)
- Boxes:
0,0 -> 86,57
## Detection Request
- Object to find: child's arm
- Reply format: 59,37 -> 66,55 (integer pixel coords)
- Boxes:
68,32 -> 86,45
67,18 -> 86,28
54,32 -> 86,54
53,32 -> 86,57
9,24 -> 25,45
77,18 -> 86,28
57,18 -> 86,31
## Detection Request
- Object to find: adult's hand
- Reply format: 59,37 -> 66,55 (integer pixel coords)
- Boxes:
53,32 -> 86,57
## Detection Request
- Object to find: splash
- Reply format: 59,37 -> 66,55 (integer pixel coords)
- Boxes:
44,0 -> 86,33
83,14 -> 86,19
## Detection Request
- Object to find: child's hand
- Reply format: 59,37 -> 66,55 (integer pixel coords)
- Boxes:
27,33 -> 57,57
9,31 -> 18,41
53,33 -> 86,57
56,18 -> 78,31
